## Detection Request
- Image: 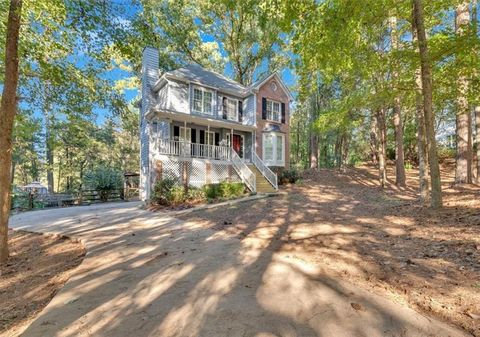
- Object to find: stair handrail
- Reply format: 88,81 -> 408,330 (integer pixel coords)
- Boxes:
252,152 -> 278,190
231,149 -> 256,192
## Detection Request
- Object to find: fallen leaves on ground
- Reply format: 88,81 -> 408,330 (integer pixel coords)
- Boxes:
0,230 -> 85,337
179,161 -> 480,336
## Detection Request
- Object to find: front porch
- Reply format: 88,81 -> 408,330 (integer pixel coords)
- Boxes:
151,119 -> 254,162
148,118 -> 278,194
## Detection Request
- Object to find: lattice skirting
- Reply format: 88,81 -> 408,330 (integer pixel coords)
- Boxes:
152,157 -> 241,188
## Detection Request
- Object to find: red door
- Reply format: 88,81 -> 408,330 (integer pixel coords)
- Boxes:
232,134 -> 243,158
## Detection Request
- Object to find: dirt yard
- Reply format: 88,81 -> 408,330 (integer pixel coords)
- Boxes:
0,230 -> 85,337
179,162 -> 480,336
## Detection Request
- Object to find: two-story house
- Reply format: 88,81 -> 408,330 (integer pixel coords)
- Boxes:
140,47 -> 292,201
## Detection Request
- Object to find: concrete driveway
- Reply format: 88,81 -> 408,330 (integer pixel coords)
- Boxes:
9,202 -> 469,337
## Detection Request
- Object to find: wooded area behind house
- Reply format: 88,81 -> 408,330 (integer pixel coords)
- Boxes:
1,0 -> 480,261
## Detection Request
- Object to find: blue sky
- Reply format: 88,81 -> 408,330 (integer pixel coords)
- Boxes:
92,3 -> 297,124
21,3 -> 297,126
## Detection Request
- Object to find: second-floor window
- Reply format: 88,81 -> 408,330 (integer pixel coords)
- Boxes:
225,98 -> 238,121
266,99 -> 281,122
193,86 -> 213,115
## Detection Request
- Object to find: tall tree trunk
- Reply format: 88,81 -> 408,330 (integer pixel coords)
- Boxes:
393,101 -> 406,186
45,108 -> 54,193
310,133 -> 318,169
413,0 -> 443,208
473,1 -> 480,183
370,114 -> 379,165
296,120 -> 300,163
412,22 -> 430,205
454,1 -> 473,184
0,0 -> 23,263
390,16 -> 407,187
376,108 -> 387,188
475,106 -> 480,183
340,132 -> 350,173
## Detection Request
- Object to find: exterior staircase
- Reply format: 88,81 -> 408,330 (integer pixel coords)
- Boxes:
247,164 -> 277,194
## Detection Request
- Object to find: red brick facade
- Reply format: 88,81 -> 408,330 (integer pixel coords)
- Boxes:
255,76 -> 290,169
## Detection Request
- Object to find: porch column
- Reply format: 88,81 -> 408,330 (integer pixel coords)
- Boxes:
207,125 -> 211,159
183,120 -> 187,157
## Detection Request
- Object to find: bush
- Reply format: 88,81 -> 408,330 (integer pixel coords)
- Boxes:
11,188 -> 44,210
152,178 -> 178,205
185,187 -> 207,203
278,169 -> 299,185
152,179 -> 245,206
437,146 -> 456,163
169,186 -> 186,205
220,181 -> 245,198
203,183 -> 222,199
203,182 -> 246,200
83,167 -> 123,202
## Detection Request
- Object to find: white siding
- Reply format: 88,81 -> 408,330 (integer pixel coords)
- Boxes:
168,79 -> 189,113
243,94 -> 255,126
140,47 -> 159,201
157,84 -> 168,111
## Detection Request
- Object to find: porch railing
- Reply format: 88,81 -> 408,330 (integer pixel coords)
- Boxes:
252,152 -> 278,190
154,139 -> 275,193
155,139 -> 231,161
231,149 -> 256,192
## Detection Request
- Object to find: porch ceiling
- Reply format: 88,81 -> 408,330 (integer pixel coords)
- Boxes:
148,108 -> 256,132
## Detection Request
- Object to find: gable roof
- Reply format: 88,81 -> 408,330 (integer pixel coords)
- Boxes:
157,63 -> 293,101
250,72 -> 294,101
164,64 -> 249,96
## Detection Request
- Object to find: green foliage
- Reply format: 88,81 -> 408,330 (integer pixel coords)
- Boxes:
152,178 -> 178,205
203,182 -> 246,200
274,0 -> 480,172
437,147 -> 456,163
185,187 -> 207,203
278,169 -> 299,185
169,186 -> 187,205
83,168 -> 123,202
11,188 -> 44,211
152,179 -> 209,206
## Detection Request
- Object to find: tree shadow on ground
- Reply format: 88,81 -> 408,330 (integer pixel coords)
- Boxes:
8,170 -> 477,337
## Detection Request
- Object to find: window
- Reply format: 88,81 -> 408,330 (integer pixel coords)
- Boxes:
264,134 -> 274,161
276,134 -> 283,162
263,132 -> 284,166
266,99 -> 281,122
193,86 -> 213,115
225,98 -> 238,121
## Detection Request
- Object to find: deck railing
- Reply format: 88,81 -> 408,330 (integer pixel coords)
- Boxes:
155,139 -> 231,161
231,149 -> 256,192
252,152 -> 278,190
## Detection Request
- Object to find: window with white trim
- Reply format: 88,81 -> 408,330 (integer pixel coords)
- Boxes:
263,132 -> 285,166
225,98 -> 238,121
193,86 -> 213,115
266,99 -> 281,122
